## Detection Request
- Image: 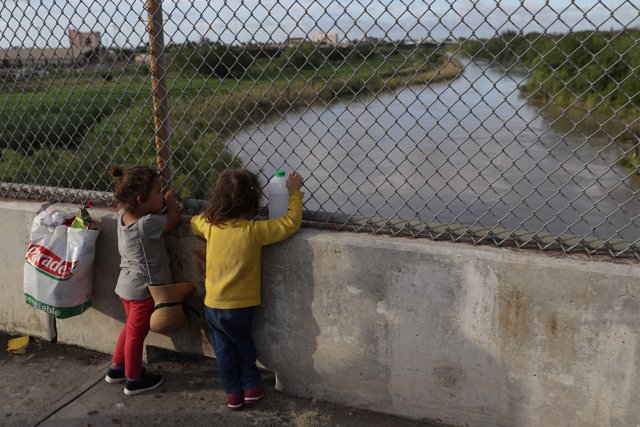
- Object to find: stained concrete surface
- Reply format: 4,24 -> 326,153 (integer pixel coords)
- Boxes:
0,332 -> 444,427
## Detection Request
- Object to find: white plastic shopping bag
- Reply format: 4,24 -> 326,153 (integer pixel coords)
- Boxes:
23,209 -> 100,319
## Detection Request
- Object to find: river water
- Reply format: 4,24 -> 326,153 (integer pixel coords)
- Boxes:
226,59 -> 640,242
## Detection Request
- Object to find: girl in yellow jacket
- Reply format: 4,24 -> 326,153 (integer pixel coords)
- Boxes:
191,168 -> 304,411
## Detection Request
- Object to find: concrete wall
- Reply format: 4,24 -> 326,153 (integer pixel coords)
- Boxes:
2,200 -> 640,426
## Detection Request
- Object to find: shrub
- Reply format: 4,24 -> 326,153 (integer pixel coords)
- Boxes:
281,43 -> 325,70
198,45 -> 252,78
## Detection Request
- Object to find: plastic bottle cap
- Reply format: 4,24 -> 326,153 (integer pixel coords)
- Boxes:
274,169 -> 285,177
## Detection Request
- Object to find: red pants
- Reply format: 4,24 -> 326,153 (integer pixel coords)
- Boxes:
111,297 -> 154,379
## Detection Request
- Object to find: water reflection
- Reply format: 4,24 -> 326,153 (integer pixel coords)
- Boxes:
225,59 -> 640,242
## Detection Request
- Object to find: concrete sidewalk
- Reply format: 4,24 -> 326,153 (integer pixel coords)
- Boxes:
0,332 -> 441,427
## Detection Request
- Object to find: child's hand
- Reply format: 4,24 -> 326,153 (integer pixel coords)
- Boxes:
286,172 -> 304,192
164,187 -> 176,202
162,186 -> 181,233
165,187 -> 185,211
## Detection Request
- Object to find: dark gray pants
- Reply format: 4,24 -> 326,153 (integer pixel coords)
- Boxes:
204,306 -> 262,393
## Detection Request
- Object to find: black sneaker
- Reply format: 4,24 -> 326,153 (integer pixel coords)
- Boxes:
124,373 -> 164,396
105,367 -> 125,384
105,367 -> 145,384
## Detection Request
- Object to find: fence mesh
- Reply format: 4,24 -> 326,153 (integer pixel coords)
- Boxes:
1,1 -> 640,257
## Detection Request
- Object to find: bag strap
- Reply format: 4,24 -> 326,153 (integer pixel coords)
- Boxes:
136,221 -> 153,284
153,301 -> 200,317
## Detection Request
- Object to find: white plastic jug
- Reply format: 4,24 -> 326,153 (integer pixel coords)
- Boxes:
268,169 -> 289,219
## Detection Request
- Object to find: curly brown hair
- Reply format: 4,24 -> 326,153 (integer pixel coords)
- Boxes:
204,168 -> 262,226
109,165 -> 159,212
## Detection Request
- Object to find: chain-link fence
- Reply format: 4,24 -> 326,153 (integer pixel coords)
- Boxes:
1,1 -> 640,257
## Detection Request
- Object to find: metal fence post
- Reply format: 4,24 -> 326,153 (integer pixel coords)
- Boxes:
146,0 -> 172,185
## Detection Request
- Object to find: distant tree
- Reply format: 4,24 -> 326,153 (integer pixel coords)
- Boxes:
351,44 -> 376,60
500,29 -> 517,38
198,45 -> 252,78
282,42 -> 325,70
469,28 -> 640,116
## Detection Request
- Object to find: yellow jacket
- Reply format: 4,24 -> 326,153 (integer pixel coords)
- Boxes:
191,190 -> 303,309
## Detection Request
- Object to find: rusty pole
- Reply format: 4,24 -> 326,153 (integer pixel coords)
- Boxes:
146,0 -> 172,185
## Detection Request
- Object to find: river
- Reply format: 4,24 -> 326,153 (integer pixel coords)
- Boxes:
225,59 -> 640,242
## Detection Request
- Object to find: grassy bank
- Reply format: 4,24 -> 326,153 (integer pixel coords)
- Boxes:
462,29 -> 640,175
1,48 -> 462,199
462,29 -> 640,122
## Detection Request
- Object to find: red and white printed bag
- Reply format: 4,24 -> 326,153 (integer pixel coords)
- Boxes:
23,211 -> 99,319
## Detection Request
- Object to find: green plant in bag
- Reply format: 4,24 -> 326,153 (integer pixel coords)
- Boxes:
71,202 -> 94,229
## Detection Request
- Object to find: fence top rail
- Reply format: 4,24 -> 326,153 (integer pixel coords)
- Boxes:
2,181 -> 637,258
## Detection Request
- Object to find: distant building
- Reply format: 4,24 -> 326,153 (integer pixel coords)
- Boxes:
400,37 -> 423,47
133,53 -> 152,66
0,28 -> 110,80
0,47 -> 76,68
312,32 -> 339,45
283,37 -> 306,47
398,38 -> 441,49
262,42 -> 281,50
358,35 -> 380,45
68,29 -> 102,57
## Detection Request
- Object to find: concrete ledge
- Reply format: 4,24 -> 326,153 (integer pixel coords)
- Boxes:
3,200 -> 640,425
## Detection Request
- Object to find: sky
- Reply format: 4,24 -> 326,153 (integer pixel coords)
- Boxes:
0,0 -> 639,49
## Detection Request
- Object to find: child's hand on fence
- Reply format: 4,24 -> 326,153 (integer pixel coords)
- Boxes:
162,186 -> 182,232
286,172 -> 304,192
164,187 -> 176,203
165,187 -> 185,212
